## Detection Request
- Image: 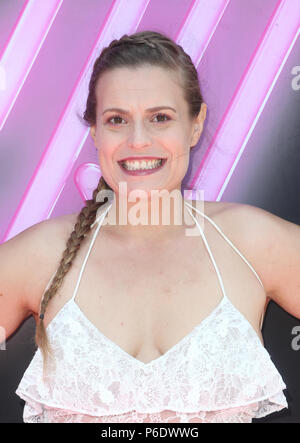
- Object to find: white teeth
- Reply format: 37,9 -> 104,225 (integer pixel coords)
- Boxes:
122,159 -> 163,170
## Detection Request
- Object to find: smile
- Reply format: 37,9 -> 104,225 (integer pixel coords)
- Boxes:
118,158 -> 167,176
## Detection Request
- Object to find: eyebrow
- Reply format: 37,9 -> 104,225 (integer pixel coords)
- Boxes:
102,106 -> 177,115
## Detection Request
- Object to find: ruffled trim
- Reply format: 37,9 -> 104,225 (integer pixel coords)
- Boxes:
15,340 -> 288,420
16,387 -> 288,423
253,389 -> 288,419
15,336 -> 289,416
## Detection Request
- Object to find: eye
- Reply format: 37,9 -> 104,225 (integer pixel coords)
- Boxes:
152,113 -> 171,123
106,115 -> 125,125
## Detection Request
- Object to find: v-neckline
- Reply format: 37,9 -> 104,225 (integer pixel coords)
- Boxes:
67,296 -> 228,368
64,200 -> 228,368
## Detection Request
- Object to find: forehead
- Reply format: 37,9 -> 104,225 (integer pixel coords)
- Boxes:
95,65 -> 185,109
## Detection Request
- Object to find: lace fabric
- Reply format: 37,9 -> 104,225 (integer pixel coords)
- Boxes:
16,295 -> 288,423
18,404 -> 276,423
15,200 -> 289,423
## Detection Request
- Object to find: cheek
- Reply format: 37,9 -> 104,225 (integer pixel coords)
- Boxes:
158,130 -> 187,148
164,135 -> 190,162
169,139 -> 191,170
97,137 -> 118,161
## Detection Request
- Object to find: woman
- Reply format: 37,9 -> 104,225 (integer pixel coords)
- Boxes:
2,31 -> 299,423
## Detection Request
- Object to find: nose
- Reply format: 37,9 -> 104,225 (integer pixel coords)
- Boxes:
127,120 -> 151,150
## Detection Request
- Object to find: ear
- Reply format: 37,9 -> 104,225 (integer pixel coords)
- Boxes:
190,102 -> 207,148
90,125 -> 96,143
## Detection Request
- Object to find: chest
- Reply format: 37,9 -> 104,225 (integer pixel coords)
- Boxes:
43,219 -> 267,364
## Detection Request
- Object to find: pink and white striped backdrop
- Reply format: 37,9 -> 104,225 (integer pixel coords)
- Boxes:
0,0 -> 299,242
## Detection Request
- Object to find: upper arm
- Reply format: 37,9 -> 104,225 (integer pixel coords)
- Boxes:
229,203 -> 300,320
0,213 -> 77,341
0,223 -> 41,341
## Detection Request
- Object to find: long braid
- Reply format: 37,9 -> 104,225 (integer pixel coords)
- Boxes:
35,175 -> 112,378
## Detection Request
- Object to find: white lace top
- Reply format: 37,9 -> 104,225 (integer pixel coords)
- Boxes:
15,200 -> 288,423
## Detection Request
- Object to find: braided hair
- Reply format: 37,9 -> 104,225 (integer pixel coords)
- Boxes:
35,30 -> 204,377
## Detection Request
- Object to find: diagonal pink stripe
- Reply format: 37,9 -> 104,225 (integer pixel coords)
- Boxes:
0,0 -> 63,131
189,0 -> 300,201
3,0 -> 151,241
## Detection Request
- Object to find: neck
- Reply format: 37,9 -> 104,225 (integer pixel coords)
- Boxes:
97,193 -> 203,244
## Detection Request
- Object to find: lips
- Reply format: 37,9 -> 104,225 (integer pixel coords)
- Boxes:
118,156 -> 166,162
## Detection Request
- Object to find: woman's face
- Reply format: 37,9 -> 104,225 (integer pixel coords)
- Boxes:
90,65 -> 206,198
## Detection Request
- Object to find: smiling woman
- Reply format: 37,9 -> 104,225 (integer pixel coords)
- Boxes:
7,30 -> 300,423
89,63 -> 206,200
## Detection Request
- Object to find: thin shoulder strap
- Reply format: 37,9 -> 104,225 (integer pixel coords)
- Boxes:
71,202 -> 113,302
184,201 -> 265,291
184,202 -> 228,301
38,202 -> 113,317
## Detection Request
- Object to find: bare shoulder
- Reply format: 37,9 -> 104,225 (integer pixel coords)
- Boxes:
202,199 -> 251,226
25,212 -> 79,317
32,212 -> 78,254
203,200 -> 266,259
218,202 -> 300,317
0,211 -> 79,338
202,199 -> 270,238
205,201 -> 300,297
202,199 -> 237,218
198,200 -> 266,287
185,199 -> 237,222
